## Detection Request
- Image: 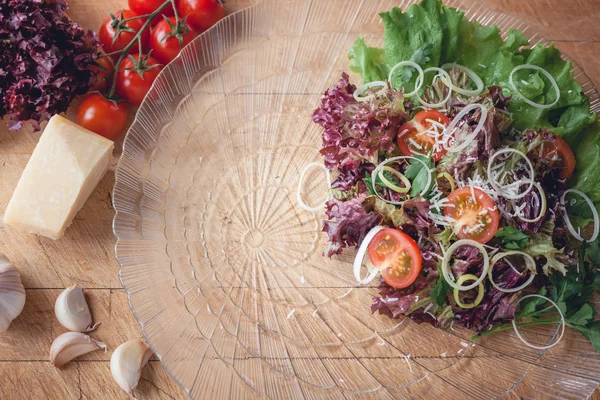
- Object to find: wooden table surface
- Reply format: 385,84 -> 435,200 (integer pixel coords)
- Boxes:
0,0 -> 598,399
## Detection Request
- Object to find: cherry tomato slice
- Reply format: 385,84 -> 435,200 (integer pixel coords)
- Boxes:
444,186 -> 500,244
413,110 -> 451,129
531,136 -> 576,180
397,110 -> 451,162
367,228 -> 422,289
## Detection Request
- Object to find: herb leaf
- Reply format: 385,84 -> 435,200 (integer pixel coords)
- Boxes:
588,239 -> 600,266
430,263 -> 451,306
494,226 -> 528,249
363,171 -> 399,195
404,155 -> 434,198
573,322 -> 600,353
568,304 -> 594,327
518,287 -> 548,317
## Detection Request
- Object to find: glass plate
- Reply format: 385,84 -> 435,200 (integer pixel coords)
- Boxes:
113,0 -> 600,398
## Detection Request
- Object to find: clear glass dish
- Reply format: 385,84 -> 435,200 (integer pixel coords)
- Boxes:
113,0 -> 600,398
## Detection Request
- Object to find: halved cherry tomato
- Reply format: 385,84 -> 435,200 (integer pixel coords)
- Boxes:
444,187 -> 500,244
367,228 -> 422,289
529,136 -> 575,180
88,56 -> 115,92
413,110 -> 451,128
397,110 -> 451,162
99,10 -> 150,55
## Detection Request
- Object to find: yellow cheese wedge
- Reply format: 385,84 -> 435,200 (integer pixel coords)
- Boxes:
3,115 -> 114,239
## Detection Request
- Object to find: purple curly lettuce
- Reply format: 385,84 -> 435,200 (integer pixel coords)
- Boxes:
331,159 -> 375,192
455,288 -> 519,334
441,87 -> 511,179
502,129 -> 567,233
0,0 -> 99,130
371,272 -> 433,319
313,73 -> 407,169
395,197 -> 438,236
451,244 -> 485,277
454,259 -> 530,333
322,195 -> 382,257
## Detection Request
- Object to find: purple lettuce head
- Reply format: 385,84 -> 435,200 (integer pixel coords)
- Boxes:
322,195 -> 382,257
0,0 -> 99,130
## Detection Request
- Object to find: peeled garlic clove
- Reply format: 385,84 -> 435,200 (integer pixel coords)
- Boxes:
0,254 -> 26,333
111,339 -> 153,396
49,332 -> 107,368
55,285 -> 100,332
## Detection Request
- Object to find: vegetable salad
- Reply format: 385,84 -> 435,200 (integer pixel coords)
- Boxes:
307,0 -> 600,351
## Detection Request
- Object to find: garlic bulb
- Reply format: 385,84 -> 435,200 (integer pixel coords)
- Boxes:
49,332 -> 107,368
111,339 -> 153,397
55,285 -> 100,332
0,254 -> 26,333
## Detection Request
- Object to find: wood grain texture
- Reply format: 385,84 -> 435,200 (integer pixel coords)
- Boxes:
0,0 -> 598,399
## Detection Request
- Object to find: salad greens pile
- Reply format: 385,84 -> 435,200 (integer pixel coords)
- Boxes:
312,0 -> 600,352
350,0 -> 599,206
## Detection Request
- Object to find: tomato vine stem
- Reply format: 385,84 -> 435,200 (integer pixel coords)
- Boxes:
103,0 -> 179,98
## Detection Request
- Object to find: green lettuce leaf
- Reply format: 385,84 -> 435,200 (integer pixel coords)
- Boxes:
572,124 -> 600,204
349,36 -> 388,83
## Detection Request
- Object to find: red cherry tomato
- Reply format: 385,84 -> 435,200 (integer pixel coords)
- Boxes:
444,186 -> 500,244
99,10 -> 150,54
367,228 -> 422,289
116,54 -> 163,106
530,136 -> 576,180
176,0 -> 225,33
88,56 -> 115,92
76,94 -> 128,140
149,17 -> 197,64
128,0 -> 174,25
397,110 -> 451,162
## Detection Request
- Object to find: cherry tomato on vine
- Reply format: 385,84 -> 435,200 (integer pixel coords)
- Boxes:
149,16 -> 197,64
99,9 -> 150,54
444,186 -> 500,244
176,0 -> 225,33
397,110 -> 451,162
116,54 -> 163,106
88,56 -> 115,92
367,228 -> 422,289
76,94 -> 128,140
128,0 -> 174,25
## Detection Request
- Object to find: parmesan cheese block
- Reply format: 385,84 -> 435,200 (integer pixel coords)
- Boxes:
4,115 -> 114,239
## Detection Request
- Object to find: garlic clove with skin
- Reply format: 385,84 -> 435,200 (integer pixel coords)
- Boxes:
49,332 -> 107,368
0,254 -> 26,333
111,339 -> 153,397
54,285 -> 100,332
